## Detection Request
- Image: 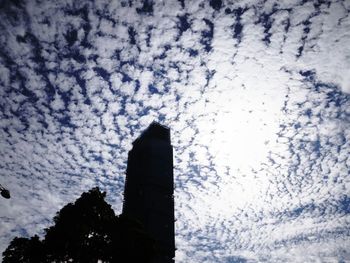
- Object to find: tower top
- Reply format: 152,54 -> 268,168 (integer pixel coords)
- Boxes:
133,121 -> 170,145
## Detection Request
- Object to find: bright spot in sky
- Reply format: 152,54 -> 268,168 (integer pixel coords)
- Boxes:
190,77 -> 287,215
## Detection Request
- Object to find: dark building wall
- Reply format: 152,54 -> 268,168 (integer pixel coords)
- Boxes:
122,122 -> 175,263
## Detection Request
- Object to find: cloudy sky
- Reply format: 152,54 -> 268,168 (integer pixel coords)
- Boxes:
0,0 -> 349,262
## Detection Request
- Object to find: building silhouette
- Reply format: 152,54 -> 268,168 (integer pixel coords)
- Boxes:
122,122 -> 175,263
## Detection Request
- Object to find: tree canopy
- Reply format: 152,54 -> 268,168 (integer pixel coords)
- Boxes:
2,187 -> 156,263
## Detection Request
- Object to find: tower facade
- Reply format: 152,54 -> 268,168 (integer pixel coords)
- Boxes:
122,122 -> 175,263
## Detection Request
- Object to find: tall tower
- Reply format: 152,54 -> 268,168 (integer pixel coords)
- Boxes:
122,122 -> 175,263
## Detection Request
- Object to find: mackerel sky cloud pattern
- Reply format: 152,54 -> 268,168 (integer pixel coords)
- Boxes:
0,0 -> 349,262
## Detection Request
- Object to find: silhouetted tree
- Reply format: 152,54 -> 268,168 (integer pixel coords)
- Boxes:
3,235 -> 44,263
3,187 -> 155,263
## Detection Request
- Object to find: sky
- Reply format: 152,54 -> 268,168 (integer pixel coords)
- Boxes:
0,0 -> 349,262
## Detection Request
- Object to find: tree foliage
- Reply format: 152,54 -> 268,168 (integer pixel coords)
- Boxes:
2,188 -> 155,263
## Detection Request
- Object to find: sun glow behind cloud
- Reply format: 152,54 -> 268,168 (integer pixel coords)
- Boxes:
184,55 -> 291,215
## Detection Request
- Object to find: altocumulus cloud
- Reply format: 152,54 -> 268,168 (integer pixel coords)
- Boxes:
0,0 -> 349,262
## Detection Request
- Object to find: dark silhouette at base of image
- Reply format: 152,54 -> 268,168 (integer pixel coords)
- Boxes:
3,122 -> 175,263
122,122 -> 175,263
2,188 -> 156,263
